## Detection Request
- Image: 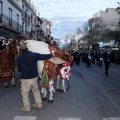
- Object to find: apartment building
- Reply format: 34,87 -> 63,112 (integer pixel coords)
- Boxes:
93,8 -> 119,41
87,8 -> 119,45
0,0 -> 22,39
41,18 -> 52,37
93,8 -> 119,30
22,0 -> 37,39
0,0 -> 39,40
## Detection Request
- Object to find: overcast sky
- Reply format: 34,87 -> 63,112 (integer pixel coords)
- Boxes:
31,0 -> 119,40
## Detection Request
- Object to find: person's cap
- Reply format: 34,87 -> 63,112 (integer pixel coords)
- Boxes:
19,44 -> 27,50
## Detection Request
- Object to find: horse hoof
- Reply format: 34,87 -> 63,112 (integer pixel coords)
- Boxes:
42,97 -> 47,101
51,100 -> 53,103
56,88 -> 60,91
60,90 -> 64,92
4,85 -> 9,88
44,98 -> 47,101
11,84 -> 16,87
48,100 -> 53,103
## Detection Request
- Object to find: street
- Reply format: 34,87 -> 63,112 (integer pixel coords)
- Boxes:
0,62 -> 120,120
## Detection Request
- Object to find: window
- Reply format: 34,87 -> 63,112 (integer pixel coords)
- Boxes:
17,14 -> 19,23
0,2 -> 2,14
9,8 -> 12,26
17,14 -> 19,29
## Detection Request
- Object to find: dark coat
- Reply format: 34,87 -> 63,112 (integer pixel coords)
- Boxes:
17,49 -> 52,79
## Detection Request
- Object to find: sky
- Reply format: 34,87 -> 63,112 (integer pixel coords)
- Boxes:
31,0 -> 119,40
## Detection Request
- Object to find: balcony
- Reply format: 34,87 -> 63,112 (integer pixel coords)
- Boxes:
0,14 -> 22,33
22,11 -> 30,22
22,30 -> 30,37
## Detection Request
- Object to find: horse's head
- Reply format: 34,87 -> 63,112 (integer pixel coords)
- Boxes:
8,39 -> 18,55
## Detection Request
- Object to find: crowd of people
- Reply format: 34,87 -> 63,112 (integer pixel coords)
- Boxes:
70,48 -> 120,76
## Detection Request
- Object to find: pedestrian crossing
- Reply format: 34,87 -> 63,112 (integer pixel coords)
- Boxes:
103,118 -> 120,120
58,118 -> 81,120
13,116 -> 37,120
13,116 -> 120,120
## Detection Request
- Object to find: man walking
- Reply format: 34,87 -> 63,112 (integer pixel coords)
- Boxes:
17,43 -> 53,112
103,49 -> 111,76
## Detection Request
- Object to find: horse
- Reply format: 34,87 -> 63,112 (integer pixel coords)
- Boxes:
0,39 -> 18,87
56,62 -> 71,93
19,40 -> 73,103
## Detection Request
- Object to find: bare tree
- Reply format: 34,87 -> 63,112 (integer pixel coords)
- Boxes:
76,27 -> 81,34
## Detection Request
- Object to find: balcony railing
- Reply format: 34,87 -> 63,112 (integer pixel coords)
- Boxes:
22,11 -> 30,22
0,14 -> 22,33
22,30 -> 30,37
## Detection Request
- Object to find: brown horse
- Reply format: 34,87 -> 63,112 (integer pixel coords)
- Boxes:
0,39 -> 18,87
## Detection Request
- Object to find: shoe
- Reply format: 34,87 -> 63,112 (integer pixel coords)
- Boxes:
21,107 -> 30,112
32,104 -> 42,110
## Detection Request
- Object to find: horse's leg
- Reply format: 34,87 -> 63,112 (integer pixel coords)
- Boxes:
48,79 -> 55,103
41,87 -> 47,101
11,77 -> 16,87
56,75 -> 60,91
4,82 -> 9,88
60,79 -> 66,92
11,70 -> 16,87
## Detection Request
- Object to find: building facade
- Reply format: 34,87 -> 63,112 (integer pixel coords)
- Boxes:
22,0 -> 37,39
92,8 -> 119,42
41,18 -> 52,37
0,0 -> 39,40
0,0 -> 22,40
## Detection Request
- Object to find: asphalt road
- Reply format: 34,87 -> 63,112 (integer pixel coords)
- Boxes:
0,61 -> 120,120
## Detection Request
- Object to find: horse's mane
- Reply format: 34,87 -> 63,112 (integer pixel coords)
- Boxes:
7,40 -> 18,55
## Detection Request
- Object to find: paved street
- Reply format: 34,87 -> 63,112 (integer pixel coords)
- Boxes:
0,62 -> 120,120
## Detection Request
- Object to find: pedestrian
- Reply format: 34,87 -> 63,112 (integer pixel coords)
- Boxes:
17,43 -> 54,112
87,52 -> 91,67
103,49 -> 111,76
98,51 -> 103,67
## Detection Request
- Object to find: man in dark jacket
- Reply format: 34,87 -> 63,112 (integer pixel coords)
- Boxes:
0,37 -> 9,51
103,49 -> 111,76
17,43 -> 53,112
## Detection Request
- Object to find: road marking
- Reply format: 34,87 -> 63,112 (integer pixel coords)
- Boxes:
13,116 -> 37,120
58,118 -> 81,120
103,118 -> 120,120
92,68 -> 103,74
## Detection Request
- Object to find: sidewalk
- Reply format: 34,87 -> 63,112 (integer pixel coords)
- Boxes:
111,63 -> 120,69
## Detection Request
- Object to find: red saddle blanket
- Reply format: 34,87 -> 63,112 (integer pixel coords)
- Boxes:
0,49 -> 12,82
40,60 -> 56,87
49,46 -> 73,62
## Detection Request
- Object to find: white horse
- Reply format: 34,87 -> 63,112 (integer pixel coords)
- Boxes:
24,40 -> 68,103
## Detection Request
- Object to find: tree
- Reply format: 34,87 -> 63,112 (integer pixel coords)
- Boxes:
108,30 -> 120,47
76,27 -> 81,34
116,2 -> 120,15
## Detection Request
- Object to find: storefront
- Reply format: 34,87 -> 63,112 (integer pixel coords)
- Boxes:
0,29 -> 21,40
